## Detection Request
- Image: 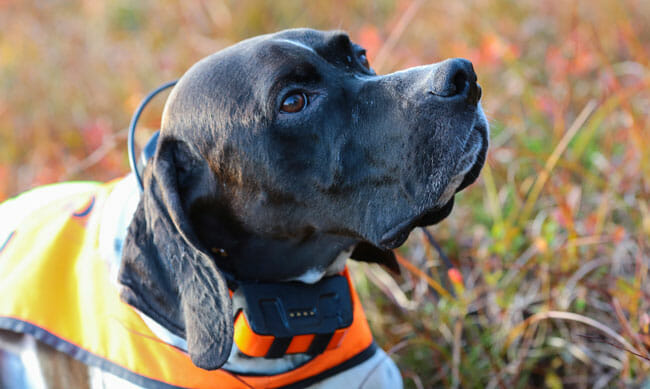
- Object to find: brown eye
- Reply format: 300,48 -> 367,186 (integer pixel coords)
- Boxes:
280,93 -> 307,113
358,52 -> 369,69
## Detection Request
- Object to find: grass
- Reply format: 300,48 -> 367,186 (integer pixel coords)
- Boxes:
1,0 -> 649,387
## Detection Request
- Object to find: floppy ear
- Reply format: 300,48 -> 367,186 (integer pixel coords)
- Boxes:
119,138 -> 233,370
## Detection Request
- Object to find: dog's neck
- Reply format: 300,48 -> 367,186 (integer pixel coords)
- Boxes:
187,196 -> 358,283
100,175 -> 349,374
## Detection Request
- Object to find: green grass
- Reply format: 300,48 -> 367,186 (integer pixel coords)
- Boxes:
1,0 -> 649,387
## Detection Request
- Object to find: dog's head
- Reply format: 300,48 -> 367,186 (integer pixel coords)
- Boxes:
120,28 -> 488,369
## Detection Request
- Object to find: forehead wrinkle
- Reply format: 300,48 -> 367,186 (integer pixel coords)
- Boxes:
275,61 -> 321,84
273,39 -> 318,55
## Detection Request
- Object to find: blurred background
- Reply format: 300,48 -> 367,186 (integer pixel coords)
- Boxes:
1,0 -> 649,387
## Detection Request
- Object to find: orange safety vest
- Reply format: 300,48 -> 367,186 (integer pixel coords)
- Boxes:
0,181 -> 374,388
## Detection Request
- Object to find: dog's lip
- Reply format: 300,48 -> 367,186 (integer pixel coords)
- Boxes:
455,122 -> 488,193
379,219 -> 413,249
379,198 -> 455,249
378,120 -> 487,250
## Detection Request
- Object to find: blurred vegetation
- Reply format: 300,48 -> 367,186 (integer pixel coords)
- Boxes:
1,0 -> 649,387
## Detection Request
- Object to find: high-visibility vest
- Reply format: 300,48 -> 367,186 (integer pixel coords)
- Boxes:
0,181 -> 374,388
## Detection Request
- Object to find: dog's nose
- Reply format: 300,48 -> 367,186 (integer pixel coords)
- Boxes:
430,58 -> 481,105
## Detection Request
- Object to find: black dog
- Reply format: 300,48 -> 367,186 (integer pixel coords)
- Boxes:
0,28 -> 487,388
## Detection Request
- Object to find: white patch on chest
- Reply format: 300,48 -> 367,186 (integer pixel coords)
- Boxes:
287,247 -> 353,284
289,268 -> 326,284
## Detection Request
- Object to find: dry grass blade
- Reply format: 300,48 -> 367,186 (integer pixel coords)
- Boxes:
62,127 -> 129,180
506,310 -> 650,365
394,252 -> 453,300
373,0 -> 425,73
452,319 -> 462,389
558,258 -> 610,309
363,264 -> 418,310
612,297 -> 649,355
518,100 -> 598,224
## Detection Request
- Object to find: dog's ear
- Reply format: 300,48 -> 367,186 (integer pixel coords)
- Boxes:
120,138 -> 233,370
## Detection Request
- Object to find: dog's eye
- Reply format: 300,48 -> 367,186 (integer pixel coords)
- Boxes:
280,93 -> 307,113
357,51 -> 370,69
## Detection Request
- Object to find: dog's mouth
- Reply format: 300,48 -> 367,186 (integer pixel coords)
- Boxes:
379,117 -> 488,250
379,196 -> 456,248
444,118 -> 489,199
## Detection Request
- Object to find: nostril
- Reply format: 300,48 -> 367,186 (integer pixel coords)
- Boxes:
451,70 -> 468,96
467,82 -> 482,106
430,58 -> 479,104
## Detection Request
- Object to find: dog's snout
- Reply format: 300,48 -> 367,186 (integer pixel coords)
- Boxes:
430,58 -> 481,105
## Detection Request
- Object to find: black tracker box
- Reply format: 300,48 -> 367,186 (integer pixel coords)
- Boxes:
231,274 -> 354,338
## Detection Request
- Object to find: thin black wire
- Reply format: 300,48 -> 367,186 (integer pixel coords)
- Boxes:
420,227 -> 454,270
420,227 -> 458,298
128,80 -> 178,191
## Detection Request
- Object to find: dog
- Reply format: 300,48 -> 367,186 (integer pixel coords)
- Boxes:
0,28 -> 488,388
